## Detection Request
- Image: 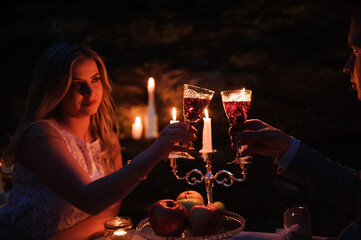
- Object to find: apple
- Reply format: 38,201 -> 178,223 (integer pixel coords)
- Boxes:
212,201 -> 226,217
176,190 -> 205,216
177,198 -> 204,216
188,204 -> 224,236
149,199 -> 187,237
176,190 -> 204,204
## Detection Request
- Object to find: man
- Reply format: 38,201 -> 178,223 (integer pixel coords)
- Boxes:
230,3 -> 361,239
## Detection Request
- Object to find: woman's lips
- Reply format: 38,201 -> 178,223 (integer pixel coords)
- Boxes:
83,100 -> 97,106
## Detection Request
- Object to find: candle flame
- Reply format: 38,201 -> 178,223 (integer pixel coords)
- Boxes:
148,77 -> 155,91
172,107 -> 177,121
205,108 -> 209,118
135,116 -> 141,125
113,229 -> 127,236
239,88 -> 251,101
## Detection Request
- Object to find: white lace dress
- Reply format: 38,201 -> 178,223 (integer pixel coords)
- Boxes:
0,119 -> 108,239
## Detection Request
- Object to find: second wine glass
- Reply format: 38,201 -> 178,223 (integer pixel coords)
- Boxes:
221,89 -> 252,164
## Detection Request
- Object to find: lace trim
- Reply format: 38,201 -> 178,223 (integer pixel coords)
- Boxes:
0,119 -> 107,239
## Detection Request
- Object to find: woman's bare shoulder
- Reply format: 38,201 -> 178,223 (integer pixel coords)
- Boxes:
23,121 -> 62,140
18,122 -> 67,170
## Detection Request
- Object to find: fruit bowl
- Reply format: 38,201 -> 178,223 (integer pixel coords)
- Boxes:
136,211 -> 245,240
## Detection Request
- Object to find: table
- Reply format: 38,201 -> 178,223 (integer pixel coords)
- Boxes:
97,229 -> 333,240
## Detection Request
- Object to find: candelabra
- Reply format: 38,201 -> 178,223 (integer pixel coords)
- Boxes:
169,149 -> 250,204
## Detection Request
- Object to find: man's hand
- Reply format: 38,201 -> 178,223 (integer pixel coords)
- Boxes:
229,119 -> 292,157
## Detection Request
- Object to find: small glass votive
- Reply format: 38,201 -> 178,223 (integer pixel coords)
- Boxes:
283,205 -> 312,240
112,229 -> 131,240
104,216 -> 133,239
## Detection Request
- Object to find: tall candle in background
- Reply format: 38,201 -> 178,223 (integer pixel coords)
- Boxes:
145,77 -> 158,139
170,107 -> 179,124
132,116 -> 143,140
202,109 -> 212,152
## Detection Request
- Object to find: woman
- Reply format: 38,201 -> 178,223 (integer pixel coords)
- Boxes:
0,43 -> 196,239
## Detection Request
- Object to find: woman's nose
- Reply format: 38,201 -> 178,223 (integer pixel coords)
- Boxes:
343,54 -> 354,75
80,82 -> 93,96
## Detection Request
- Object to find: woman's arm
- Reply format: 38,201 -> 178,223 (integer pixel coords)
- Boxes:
49,202 -> 121,240
20,122 -> 196,215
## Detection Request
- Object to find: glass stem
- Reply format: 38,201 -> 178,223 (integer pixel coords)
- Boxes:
235,134 -> 242,159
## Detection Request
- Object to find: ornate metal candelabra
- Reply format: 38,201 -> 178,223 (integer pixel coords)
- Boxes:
169,149 -> 250,204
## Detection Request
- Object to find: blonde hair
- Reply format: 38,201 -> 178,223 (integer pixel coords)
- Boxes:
3,43 -> 119,174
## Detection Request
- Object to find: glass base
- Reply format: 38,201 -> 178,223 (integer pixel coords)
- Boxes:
168,151 -> 195,159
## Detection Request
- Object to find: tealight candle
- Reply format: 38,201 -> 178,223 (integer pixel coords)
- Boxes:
202,109 -> 212,152
170,107 -> 179,124
104,216 -> 133,238
112,229 -> 129,240
131,116 -> 143,140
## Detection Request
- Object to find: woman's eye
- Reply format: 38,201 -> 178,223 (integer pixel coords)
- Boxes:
353,49 -> 358,55
71,82 -> 82,87
92,77 -> 101,83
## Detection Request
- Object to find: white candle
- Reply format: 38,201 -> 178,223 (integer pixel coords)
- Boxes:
145,77 -> 158,139
170,107 -> 179,124
132,116 -> 143,140
202,109 -> 212,152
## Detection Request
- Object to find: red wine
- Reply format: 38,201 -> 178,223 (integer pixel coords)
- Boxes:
223,101 -> 251,128
183,97 -> 211,122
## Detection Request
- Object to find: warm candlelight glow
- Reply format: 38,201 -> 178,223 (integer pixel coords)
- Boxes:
148,77 -> 155,93
205,108 -> 209,118
135,116 -> 141,125
239,88 -> 251,101
112,229 -> 128,239
113,229 -> 127,236
145,77 -> 158,138
172,107 -> 177,121
132,116 -> 143,140
170,107 -> 179,124
227,88 -> 251,102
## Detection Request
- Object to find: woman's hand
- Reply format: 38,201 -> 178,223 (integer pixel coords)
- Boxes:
150,122 -> 198,161
229,119 -> 292,157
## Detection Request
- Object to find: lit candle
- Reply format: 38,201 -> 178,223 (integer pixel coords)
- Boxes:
112,229 -> 128,239
202,109 -> 212,152
170,107 -> 179,124
132,116 -> 143,140
145,77 -> 158,139
148,77 -> 155,96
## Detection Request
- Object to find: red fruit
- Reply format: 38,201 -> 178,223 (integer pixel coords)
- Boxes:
149,199 -> 187,237
177,198 -> 204,216
188,204 -> 224,236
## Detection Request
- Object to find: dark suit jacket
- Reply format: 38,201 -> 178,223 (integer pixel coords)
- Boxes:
280,142 -> 361,239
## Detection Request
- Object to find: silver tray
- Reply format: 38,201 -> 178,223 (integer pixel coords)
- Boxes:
136,211 -> 245,240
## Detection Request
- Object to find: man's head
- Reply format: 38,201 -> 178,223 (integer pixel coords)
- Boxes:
344,3 -> 361,100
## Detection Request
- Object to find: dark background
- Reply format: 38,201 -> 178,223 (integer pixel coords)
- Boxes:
1,0 -> 361,237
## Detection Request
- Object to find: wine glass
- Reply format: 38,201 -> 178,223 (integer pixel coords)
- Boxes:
221,89 -> 252,164
183,84 -> 214,124
168,84 -> 214,160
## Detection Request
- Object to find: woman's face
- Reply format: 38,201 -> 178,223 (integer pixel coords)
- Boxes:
58,57 -> 103,118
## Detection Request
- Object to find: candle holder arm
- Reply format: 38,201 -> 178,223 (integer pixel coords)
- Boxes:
170,158 -> 204,185
214,169 -> 247,187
